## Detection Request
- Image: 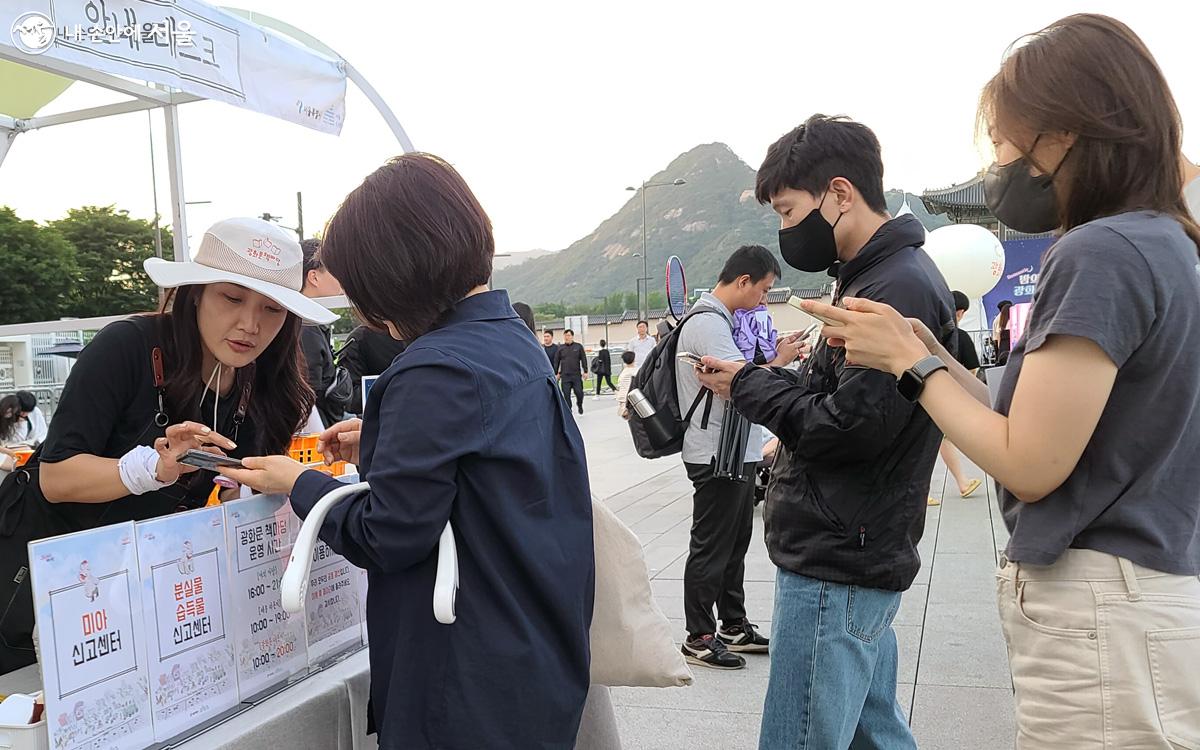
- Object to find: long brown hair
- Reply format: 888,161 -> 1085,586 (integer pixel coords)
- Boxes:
157,285 -> 313,454
0,395 -> 21,442
979,14 -> 1200,251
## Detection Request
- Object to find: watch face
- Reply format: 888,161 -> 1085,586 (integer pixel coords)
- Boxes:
897,370 -> 922,402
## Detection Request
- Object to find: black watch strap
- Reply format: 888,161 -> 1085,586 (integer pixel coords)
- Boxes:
897,355 -> 948,402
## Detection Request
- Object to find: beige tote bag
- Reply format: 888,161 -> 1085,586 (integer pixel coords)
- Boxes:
589,496 -> 693,688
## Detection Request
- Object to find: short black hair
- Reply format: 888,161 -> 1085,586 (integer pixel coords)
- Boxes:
621,350 -> 636,365
512,301 -> 536,333
15,391 -> 36,412
952,291 -> 970,312
600,339 -> 607,347
637,320 -> 649,328
718,244 -> 782,285
564,329 -> 574,336
756,114 -> 888,214
300,238 -> 322,275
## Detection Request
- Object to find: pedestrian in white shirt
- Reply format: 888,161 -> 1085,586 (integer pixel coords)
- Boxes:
626,321 -> 656,366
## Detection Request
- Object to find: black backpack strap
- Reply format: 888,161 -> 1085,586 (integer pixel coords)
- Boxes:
676,307 -> 723,430
682,388 -> 709,424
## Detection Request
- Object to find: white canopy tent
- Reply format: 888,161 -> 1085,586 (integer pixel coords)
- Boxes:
0,0 -> 412,266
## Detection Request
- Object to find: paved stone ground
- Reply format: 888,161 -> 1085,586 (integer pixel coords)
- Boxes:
574,392 -> 1016,750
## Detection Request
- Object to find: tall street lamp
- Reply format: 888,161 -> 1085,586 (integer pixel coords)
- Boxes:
595,295 -> 611,348
625,178 -> 686,321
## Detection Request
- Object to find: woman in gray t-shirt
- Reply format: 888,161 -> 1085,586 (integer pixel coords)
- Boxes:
800,14 -> 1200,749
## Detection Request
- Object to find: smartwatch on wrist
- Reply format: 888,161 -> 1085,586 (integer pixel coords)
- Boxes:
897,355 -> 948,402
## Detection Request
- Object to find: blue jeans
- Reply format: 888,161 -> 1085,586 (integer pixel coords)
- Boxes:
759,568 -> 916,750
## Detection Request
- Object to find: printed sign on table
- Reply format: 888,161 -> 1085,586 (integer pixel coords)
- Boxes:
305,538 -> 365,664
29,522 -> 154,750
135,507 -> 238,741
223,493 -> 308,696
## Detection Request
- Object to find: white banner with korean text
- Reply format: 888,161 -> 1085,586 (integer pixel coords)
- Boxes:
3,0 -> 346,134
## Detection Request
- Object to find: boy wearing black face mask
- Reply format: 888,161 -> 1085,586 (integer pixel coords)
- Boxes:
729,115 -> 956,749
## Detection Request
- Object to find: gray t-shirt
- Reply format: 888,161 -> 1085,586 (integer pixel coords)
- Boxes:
994,211 -> 1200,575
676,294 -> 763,466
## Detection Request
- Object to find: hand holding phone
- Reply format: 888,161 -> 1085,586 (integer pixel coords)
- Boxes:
676,352 -> 705,369
178,449 -> 244,471
787,296 -> 844,327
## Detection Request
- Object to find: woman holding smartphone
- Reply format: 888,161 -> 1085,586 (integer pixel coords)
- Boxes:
225,154 -> 595,750
792,15 -> 1200,748
0,217 -> 331,672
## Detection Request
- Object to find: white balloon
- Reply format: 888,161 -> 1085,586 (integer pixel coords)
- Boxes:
923,224 -> 1005,298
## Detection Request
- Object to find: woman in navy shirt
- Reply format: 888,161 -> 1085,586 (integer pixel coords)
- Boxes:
226,154 -> 595,749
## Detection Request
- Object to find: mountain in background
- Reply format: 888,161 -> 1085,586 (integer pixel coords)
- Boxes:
492,142 -> 952,306
492,248 -> 554,271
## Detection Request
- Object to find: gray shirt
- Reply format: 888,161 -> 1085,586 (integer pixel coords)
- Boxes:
994,211 -> 1200,575
676,293 -> 763,466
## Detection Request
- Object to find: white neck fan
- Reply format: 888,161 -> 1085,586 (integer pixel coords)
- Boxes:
280,481 -> 459,624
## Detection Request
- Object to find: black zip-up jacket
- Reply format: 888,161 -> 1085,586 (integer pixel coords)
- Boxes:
730,215 -> 955,591
554,342 -> 589,377
342,326 -> 408,414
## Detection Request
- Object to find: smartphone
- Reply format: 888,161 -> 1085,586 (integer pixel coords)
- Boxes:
788,296 -> 843,327
179,449 -> 244,471
676,351 -> 705,368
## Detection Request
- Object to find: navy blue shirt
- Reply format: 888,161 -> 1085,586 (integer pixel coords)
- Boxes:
291,291 -> 595,750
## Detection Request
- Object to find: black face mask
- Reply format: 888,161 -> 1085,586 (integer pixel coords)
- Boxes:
778,191 -> 843,272
983,136 -> 1072,234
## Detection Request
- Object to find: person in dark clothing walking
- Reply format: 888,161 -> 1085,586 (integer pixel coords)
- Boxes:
554,329 -> 588,414
592,340 -> 616,396
543,330 -> 560,366
341,324 -> 407,414
513,302 -> 537,334
299,239 -> 346,427
699,115 -> 954,749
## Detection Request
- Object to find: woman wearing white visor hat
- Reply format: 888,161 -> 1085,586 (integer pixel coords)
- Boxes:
0,217 -> 337,670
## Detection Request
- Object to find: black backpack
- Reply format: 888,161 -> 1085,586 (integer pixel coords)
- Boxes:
627,309 -> 719,459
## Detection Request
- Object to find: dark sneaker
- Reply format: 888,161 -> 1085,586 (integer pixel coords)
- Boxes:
682,634 -> 746,670
578,405 -> 584,415
717,620 -> 770,653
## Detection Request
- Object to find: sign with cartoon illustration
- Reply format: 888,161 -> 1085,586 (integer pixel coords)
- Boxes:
29,522 -> 154,750
304,538 -> 365,664
223,493 -> 309,697
135,507 -> 238,741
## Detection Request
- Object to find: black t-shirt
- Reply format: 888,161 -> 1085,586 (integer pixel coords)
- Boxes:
39,316 -> 261,530
954,327 -> 980,371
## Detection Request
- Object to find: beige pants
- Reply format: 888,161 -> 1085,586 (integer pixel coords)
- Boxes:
996,548 -> 1200,749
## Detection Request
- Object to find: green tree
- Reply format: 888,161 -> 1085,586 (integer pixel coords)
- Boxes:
50,206 -> 170,317
0,207 -> 79,324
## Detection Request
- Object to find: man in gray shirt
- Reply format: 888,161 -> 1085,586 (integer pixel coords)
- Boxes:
675,244 -> 800,670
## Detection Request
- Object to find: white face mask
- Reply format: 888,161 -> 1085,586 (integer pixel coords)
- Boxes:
200,361 -> 222,433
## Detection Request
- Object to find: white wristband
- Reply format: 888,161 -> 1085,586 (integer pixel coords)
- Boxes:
118,445 -> 172,495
